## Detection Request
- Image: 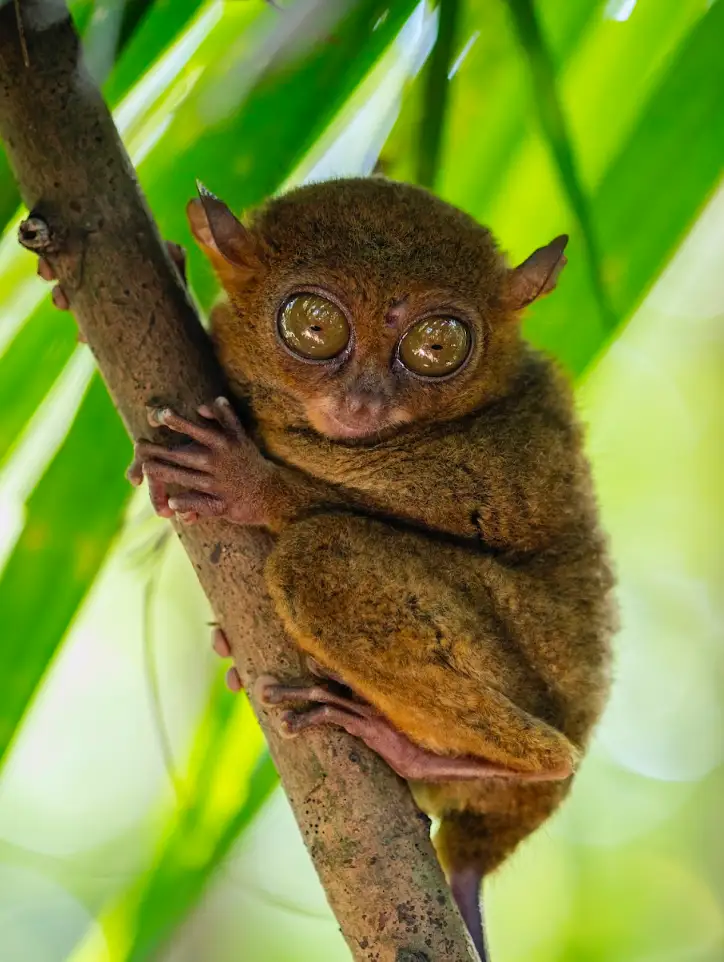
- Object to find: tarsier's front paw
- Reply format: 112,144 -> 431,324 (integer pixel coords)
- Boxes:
128,397 -> 272,526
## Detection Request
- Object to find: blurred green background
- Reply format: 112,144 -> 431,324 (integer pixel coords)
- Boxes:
0,1 -> 722,959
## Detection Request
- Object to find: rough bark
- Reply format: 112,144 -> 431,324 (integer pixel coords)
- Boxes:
0,4 -> 476,960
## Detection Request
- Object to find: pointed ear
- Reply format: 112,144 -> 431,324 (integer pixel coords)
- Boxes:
506,235 -> 568,311
186,182 -> 256,268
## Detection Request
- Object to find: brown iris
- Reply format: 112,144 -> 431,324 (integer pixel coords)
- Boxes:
398,317 -> 470,377
279,294 -> 350,360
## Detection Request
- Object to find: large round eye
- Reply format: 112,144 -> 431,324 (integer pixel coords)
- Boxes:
278,294 -> 350,360
398,316 -> 471,377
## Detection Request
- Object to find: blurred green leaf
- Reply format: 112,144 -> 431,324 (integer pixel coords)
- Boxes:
505,0 -> 615,331
524,0 -> 724,373
0,307 -> 78,468
386,0 -> 606,202
0,149 -> 17,232
62,678 -> 274,961
68,0 -> 97,36
126,748 -> 277,962
0,376 -> 130,768
102,0 -> 208,105
416,0 -> 462,189
595,0 -> 724,321
423,0 -> 711,375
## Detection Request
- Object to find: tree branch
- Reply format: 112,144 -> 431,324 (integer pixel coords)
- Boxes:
0,3 -> 476,960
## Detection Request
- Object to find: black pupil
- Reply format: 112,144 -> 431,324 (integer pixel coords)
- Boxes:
310,324 -> 322,332
431,344 -> 442,350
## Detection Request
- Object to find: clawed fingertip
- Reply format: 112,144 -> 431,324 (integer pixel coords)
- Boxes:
147,406 -> 167,427
253,673 -> 281,705
211,628 -> 231,658
279,711 -> 299,739
37,258 -> 55,282
125,461 -> 142,485
51,286 -> 70,310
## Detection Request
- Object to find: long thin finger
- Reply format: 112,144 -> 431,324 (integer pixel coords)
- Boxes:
260,682 -> 375,718
147,476 -> 174,518
211,396 -> 245,439
212,627 -> 231,658
52,286 -> 70,310
142,461 -> 216,491
37,257 -> 55,281
148,406 -> 223,447
280,705 -> 369,739
126,457 -> 144,486
166,492 -> 226,516
227,667 -> 243,692
134,440 -> 211,472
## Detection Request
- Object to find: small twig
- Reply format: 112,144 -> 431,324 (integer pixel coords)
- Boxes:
18,214 -> 52,251
14,0 -> 30,68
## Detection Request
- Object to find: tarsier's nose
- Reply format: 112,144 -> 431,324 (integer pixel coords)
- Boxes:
346,393 -> 384,417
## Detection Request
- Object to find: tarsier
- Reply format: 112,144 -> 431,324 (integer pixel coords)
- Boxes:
40,177 -> 615,960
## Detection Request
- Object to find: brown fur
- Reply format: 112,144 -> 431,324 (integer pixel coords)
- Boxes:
198,177 -> 615,879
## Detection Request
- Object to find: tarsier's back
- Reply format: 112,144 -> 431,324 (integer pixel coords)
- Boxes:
168,177 -> 617,959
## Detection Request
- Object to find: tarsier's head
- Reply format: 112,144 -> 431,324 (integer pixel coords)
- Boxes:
188,178 -> 566,443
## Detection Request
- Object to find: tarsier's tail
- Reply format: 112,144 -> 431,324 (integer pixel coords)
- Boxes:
436,810 -> 535,961
449,866 -> 488,961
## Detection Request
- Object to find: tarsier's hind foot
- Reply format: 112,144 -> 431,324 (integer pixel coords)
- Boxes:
257,675 -> 568,784
257,674 -> 432,778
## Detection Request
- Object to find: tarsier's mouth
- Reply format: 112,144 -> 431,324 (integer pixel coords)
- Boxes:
322,411 -> 385,439
306,399 -> 411,441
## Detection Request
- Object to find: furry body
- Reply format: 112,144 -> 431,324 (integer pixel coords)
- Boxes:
205,179 -> 616,878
